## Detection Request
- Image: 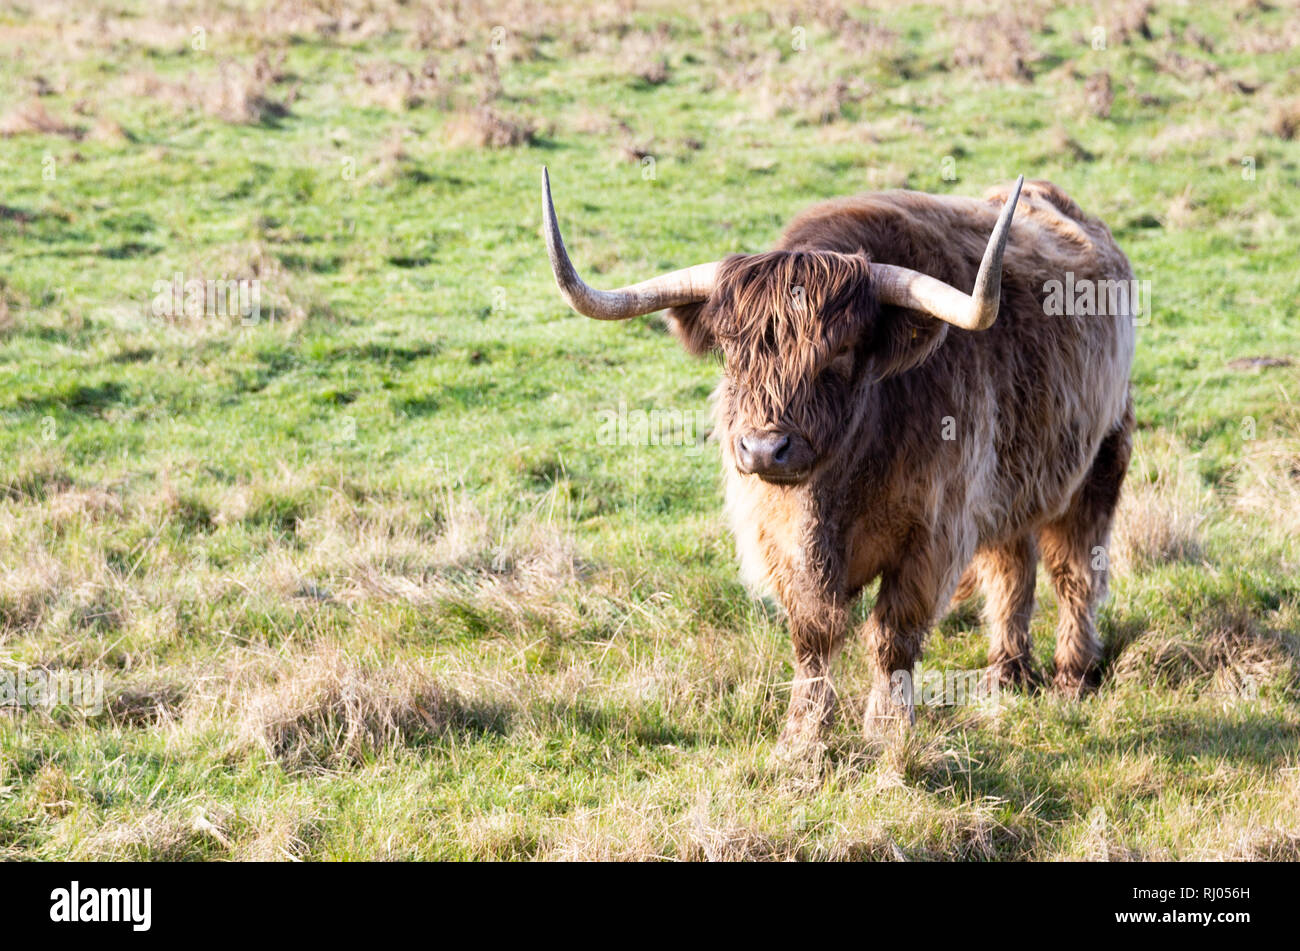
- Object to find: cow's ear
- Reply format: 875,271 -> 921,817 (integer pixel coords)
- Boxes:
869,307 -> 949,379
664,300 -> 718,356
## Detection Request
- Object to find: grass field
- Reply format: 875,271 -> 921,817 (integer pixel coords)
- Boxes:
1,0 -> 1298,860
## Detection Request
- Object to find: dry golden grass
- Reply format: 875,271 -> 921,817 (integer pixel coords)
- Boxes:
442,107 -> 537,149
533,763 -> 1011,861
117,58 -> 296,125
30,762 -> 78,818
355,57 -> 452,112
1113,462 -> 1208,572
74,804 -> 233,861
204,59 -> 298,124
947,8 -> 1043,83
233,803 -> 320,861
1163,185 -> 1201,230
103,675 -> 188,728
1268,98 -> 1300,140
0,547 -> 60,639
230,646 -> 456,770
1231,438 -> 1300,540
1111,603 -> 1298,696
1083,71 -> 1115,118
0,99 -> 83,138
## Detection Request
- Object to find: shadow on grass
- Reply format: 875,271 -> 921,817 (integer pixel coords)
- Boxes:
868,700 -> 1298,833
542,698 -> 704,750
12,381 -> 127,416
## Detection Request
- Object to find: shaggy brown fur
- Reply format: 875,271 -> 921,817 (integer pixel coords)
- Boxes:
665,180 -> 1136,746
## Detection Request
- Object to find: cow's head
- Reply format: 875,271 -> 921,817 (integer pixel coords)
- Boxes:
541,168 -> 1021,485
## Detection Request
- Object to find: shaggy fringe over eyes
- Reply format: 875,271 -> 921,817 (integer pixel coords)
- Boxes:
709,250 -> 878,436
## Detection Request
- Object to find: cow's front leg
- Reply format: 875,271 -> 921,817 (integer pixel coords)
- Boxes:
777,593 -> 848,752
863,548 -> 961,737
862,612 -> 922,736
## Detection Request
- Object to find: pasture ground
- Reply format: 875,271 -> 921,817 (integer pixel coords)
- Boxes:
1,0 -> 1298,859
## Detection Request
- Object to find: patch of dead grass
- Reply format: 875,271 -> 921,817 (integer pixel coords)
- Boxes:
442,107 -> 536,148
947,8 -> 1043,83
1113,450 -> 1209,572
120,58 -> 296,125
197,60 -> 298,124
1112,603 -> 1299,697
0,99 -> 83,138
0,547 -> 62,638
355,56 -> 452,112
1267,98 -> 1300,140
31,762 -> 80,818
80,804 -> 232,860
1084,71 -> 1115,118
104,675 -> 188,727
232,646 -> 457,770
1230,438 -> 1300,540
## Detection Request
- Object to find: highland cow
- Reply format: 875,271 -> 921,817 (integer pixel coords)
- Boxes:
542,167 -> 1135,748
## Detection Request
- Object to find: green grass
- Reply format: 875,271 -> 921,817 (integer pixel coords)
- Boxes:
1,0 -> 1298,860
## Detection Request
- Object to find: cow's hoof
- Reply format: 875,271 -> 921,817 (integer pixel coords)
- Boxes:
775,717 -> 828,760
862,688 -> 915,739
986,656 -> 1043,693
1052,667 -> 1099,698
777,681 -> 835,757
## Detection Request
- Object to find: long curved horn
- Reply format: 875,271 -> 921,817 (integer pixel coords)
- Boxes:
869,174 -> 1023,331
542,167 -> 718,320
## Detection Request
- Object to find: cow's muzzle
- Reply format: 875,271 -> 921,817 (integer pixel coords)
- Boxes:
734,431 -> 815,484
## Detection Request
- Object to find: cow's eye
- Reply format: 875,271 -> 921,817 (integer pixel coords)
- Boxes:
830,344 -> 854,376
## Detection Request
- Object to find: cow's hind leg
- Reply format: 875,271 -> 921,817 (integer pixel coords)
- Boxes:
975,535 -> 1042,690
1039,407 -> 1134,695
948,564 -> 979,610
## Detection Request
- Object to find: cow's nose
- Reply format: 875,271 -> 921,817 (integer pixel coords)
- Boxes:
735,431 -> 811,482
739,432 -> 790,468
